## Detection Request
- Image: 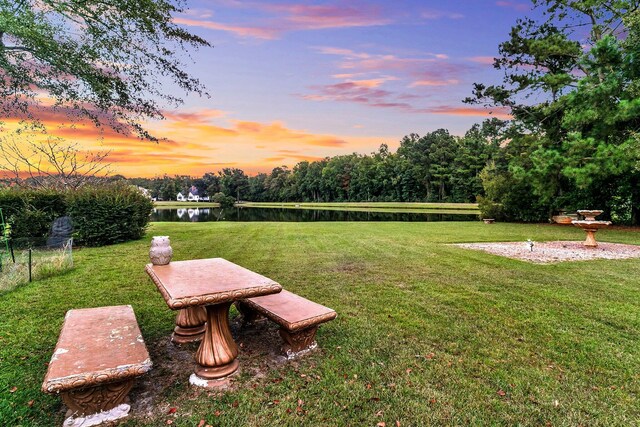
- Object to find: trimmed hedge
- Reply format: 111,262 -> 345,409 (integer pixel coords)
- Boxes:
0,189 -> 67,247
0,185 -> 153,247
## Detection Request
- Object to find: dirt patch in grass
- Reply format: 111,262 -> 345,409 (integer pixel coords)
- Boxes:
332,260 -> 369,273
455,241 -> 640,264
125,316 -> 302,423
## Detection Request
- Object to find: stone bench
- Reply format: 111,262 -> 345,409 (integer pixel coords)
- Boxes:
236,290 -> 337,357
42,305 -> 152,427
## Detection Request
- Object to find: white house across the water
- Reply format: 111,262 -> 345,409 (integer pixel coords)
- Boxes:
176,186 -> 210,202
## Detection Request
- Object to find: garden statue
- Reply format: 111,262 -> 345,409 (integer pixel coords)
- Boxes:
149,236 -> 173,265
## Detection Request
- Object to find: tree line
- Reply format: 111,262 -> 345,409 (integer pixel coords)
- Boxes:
128,124 -> 500,205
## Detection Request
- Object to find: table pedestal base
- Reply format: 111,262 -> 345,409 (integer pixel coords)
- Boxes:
172,307 -> 207,344
189,373 -> 234,389
195,359 -> 239,379
194,302 -> 239,381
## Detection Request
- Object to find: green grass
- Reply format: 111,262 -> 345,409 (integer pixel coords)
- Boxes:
0,247 -> 73,293
155,201 -> 220,208
1,222 -> 639,426
240,201 -> 479,212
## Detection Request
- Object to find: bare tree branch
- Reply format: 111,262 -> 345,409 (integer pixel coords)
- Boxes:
0,135 -> 112,190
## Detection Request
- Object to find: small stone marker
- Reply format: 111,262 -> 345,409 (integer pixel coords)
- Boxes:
42,305 -> 152,427
47,216 -> 73,248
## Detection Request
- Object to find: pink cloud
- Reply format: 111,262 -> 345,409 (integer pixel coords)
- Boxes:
300,81 -> 421,113
162,108 -> 227,123
421,10 -> 465,20
410,79 -> 460,87
174,2 -> 390,39
263,3 -> 390,29
468,56 -> 496,65
495,1 -> 530,11
173,17 -> 279,39
315,47 -> 460,80
304,47 -> 476,114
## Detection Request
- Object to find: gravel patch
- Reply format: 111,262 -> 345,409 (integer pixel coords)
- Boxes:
455,241 -> 640,264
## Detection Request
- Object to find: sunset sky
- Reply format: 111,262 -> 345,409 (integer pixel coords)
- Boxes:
21,0 -> 535,177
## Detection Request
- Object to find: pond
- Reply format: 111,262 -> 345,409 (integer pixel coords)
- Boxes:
151,207 -> 480,222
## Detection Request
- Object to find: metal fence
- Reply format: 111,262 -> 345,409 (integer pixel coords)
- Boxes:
0,238 -> 73,293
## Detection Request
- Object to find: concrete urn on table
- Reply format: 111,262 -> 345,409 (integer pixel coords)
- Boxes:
149,236 -> 173,265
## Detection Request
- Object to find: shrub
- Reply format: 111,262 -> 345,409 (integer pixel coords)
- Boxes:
212,192 -> 236,209
0,189 -> 67,247
477,195 -> 505,220
66,184 -> 154,246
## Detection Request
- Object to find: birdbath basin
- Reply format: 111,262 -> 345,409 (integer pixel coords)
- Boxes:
577,210 -> 603,221
572,210 -> 611,248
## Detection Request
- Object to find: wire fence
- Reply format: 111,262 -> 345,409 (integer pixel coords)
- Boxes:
0,238 -> 74,293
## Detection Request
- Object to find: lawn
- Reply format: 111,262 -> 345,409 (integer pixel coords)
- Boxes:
1,221 -> 639,426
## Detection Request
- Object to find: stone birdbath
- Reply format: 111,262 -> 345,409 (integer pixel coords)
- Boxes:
572,210 -> 611,248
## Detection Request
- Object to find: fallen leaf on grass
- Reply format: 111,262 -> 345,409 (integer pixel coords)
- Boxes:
165,420 -> 173,425
377,422 -> 386,427
197,420 -> 205,427
396,421 -> 401,427
27,400 -> 34,407
497,390 -> 506,397
167,407 -> 177,414
214,410 -> 221,416
232,401 -> 239,408
9,387 -> 17,393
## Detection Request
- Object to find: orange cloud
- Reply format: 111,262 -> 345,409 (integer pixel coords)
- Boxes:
425,106 -> 512,119
231,120 -> 347,147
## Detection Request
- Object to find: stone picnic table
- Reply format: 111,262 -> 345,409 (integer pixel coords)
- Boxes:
145,258 -> 282,385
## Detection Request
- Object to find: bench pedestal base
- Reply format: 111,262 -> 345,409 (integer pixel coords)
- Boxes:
279,326 -> 318,356
172,307 -> 207,344
63,403 -> 130,427
61,380 -> 134,426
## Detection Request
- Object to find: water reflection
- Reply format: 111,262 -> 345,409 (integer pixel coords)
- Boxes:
151,207 -> 479,222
